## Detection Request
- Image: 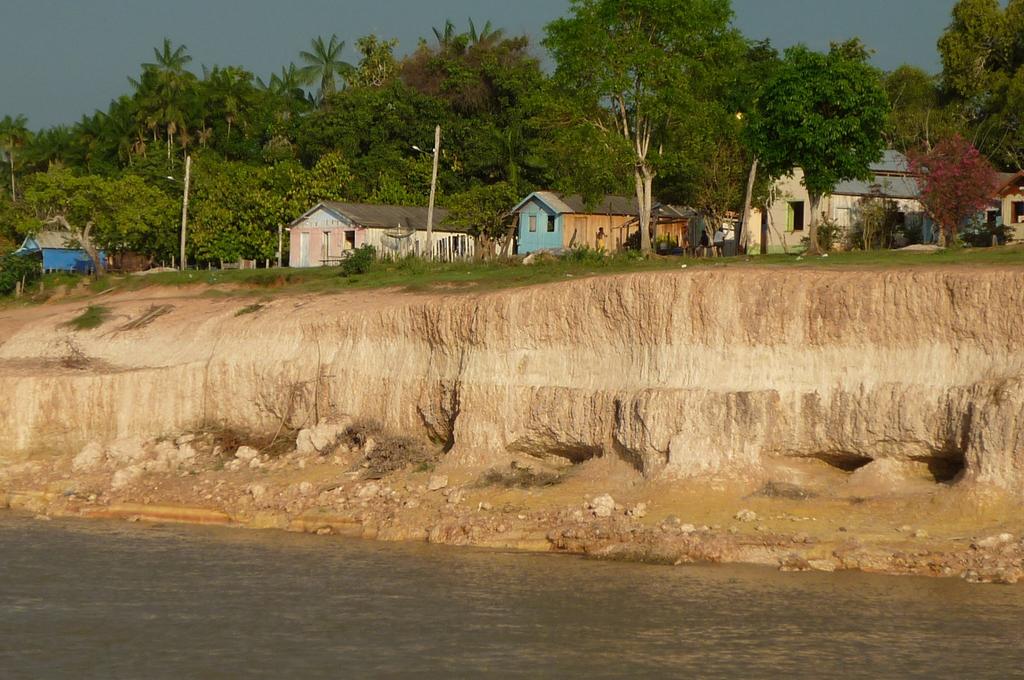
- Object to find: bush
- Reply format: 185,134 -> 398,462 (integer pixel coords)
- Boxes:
804,217 -> 843,252
960,219 -> 1010,247
0,253 -> 41,296
339,245 -> 376,276
562,246 -> 606,265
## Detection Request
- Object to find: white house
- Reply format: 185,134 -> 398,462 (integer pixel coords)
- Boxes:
746,151 -> 932,252
287,201 -> 474,267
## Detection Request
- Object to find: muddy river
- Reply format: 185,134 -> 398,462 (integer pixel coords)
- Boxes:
1,514 -> 1022,678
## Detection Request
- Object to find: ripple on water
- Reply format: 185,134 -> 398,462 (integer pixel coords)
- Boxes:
1,514 -> 1023,679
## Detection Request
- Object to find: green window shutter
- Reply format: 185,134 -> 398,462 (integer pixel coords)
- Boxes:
786,203 -> 794,232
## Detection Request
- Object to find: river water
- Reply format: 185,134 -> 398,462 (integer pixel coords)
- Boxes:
1,515 -> 1023,679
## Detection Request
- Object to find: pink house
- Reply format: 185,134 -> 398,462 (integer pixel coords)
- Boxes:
288,201 -> 473,266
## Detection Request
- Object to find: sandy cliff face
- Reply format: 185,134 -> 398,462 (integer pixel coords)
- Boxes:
1,268 -> 1023,491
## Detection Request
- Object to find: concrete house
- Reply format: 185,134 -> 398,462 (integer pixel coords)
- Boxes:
288,201 -> 473,267
749,151 -> 932,252
512,191 -> 691,254
13,228 -> 106,273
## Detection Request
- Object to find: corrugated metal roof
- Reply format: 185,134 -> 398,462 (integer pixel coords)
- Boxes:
22,229 -> 92,250
516,191 -> 693,218
300,202 -> 459,232
870,150 -> 911,174
559,194 -> 640,214
530,191 -> 575,214
832,174 -> 921,199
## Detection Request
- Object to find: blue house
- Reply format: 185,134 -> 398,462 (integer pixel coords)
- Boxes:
14,229 -> 106,273
512,191 -> 691,255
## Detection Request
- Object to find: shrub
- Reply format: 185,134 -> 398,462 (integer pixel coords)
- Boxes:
0,253 -> 41,296
340,245 -> 376,276
562,246 -> 606,265
805,216 -> 843,252
960,219 -> 1010,247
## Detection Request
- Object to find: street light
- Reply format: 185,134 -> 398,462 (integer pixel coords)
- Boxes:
166,155 -> 192,271
412,125 -> 441,261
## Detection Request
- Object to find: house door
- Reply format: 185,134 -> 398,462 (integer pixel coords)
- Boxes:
299,232 -> 310,267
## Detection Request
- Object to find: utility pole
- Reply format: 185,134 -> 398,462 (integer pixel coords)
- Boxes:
179,155 -> 192,271
425,125 -> 440,261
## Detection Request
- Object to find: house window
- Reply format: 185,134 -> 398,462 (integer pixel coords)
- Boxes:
321,231 -> 331,262
1014,201 -> 1024,224
787,201 -> 805,231
547,215 -> 556,232
529,215 -> 537,232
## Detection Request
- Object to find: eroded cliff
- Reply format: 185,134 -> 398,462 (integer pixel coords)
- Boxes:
2,268 -> 1023,492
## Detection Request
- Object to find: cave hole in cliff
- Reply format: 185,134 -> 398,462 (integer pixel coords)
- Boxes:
810,452 -> 873,472
912,451 -> 966,484
539,444 -> 605,465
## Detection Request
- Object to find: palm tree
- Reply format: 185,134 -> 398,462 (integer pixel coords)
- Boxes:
134,39 -> 195,160
144,38 -> 192,73
0,114 -> 32,200
298,34 -> 353,102
467,19 -> 504,47
27,125 -> 73,171
433,20 -> 457,48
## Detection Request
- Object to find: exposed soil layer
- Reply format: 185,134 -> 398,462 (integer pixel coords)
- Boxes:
2,267 -> 1024,581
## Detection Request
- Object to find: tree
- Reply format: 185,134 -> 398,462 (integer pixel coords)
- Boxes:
349,35 -> 399,88
747,43 -> 888,254
937,0 -> 1024,167
299,34 -> 354,103
883,65 -> 963,153
21,168 -> 178,271
908,134 -> 999,246
133,40 -> 198,161
938,0 -> 1011,107
445,181 -> 520,257
0,114 -> 33,200
544,0 -> 739,253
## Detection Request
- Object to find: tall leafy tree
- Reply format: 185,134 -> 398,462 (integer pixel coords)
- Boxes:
544,0 -> 740,253
0,114 -> 33,200
747,43 -> 888,254
21,168 -> 178,271
938,0 -> 1024,168
299,34 -> 354,103
883,65 -> 964,153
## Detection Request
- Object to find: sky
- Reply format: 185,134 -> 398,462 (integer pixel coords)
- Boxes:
0,0 -> 959,129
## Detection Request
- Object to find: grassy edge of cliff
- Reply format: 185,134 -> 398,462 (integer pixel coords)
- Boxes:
6,245 -> 1024,306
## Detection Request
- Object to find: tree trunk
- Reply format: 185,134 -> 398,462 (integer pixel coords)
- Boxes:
500,220 -> 517,257
48,215 -> 105,275
806,192 -> 822,255
740,157 -> 758,254
9,150 -> 15,200
635,165 -> 654,254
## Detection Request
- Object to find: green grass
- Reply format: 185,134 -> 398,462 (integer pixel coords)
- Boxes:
65,304 -> 110,330
234,303 -> 265,316
8,244 -> 1024,307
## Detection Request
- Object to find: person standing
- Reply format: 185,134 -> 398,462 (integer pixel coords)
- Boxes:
713,226 -> 725,256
